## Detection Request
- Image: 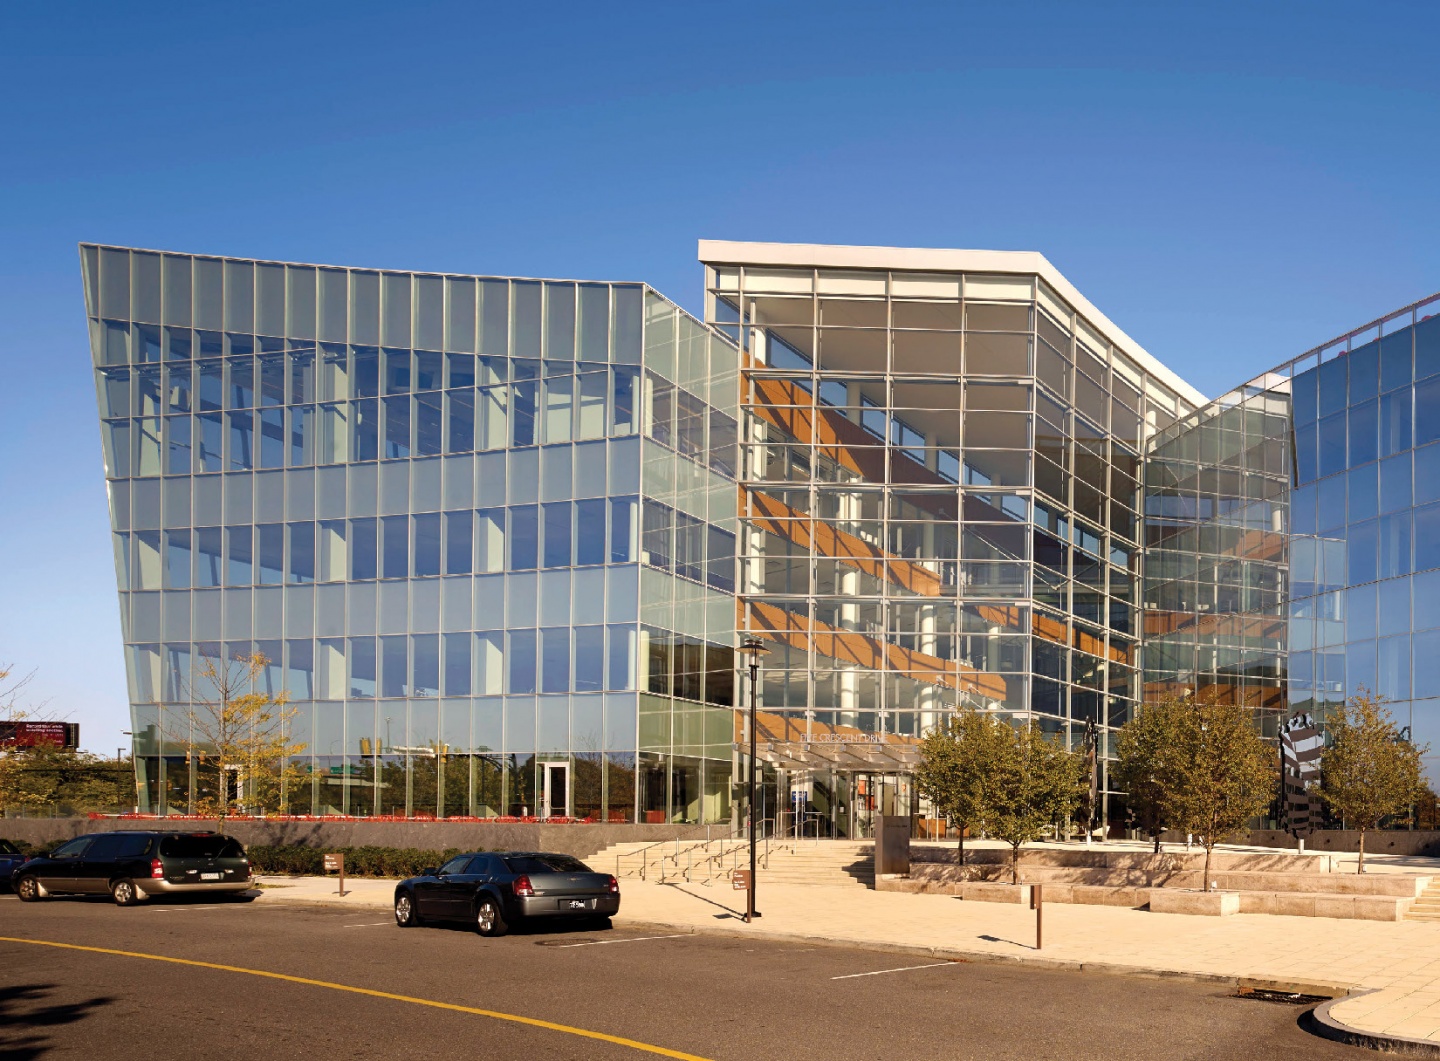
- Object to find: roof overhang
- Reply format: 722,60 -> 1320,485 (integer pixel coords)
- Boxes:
698,239 -> 1206,409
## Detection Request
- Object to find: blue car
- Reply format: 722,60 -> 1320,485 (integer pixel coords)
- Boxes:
0,839 -> 31,889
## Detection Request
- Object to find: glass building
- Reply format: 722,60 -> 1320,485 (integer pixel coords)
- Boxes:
82,245 -> 741,822
1145,292 -> 1440,786
83,239 -> 1440,833
702,242 -> 1201,832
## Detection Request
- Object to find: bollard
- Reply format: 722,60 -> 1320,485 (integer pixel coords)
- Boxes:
1030,884 -> 1043,950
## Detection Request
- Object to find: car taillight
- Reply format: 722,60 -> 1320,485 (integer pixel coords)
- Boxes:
150,858 -> 164,880
606,875 -> 619,894
513,875 -> 534,898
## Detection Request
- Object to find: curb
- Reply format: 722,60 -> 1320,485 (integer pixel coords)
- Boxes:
1310,990 -> 1440,1057
252,887 -> 1348,999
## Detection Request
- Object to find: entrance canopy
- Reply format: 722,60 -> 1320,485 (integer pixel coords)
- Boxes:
735,709 -> 923,773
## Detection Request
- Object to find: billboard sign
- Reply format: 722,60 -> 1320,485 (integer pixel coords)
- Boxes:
0,721 -> 80,749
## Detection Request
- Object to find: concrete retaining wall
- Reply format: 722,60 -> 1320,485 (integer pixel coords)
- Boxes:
0,818 -> 713,860
910,847 -> 1329,874
878,876 -> 1148,908
1248,829 -> 1440,857
905,862 -> 1428,896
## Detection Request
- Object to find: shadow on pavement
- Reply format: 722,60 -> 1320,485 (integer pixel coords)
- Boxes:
978,933 -> 1032,949
0,982 -> 114,1060
417,916 -> 616,938
658,883 -> 743,918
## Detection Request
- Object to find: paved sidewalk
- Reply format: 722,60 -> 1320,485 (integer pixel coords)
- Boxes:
252,870 -> 1440,1051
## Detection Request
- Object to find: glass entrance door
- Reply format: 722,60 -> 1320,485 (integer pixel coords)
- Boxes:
848,773 -> 911,838
540,761 -> 569,819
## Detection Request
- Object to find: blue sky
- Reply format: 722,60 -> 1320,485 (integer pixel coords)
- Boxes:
2,1 -> 1438,752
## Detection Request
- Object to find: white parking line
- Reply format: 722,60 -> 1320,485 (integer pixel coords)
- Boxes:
552,934 -> 686,949
342,922 -> 393,928
831,961 -> 957,980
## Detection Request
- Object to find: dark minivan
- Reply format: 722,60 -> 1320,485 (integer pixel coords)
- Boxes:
13,831 -> 254,905
394,851 -> 620,936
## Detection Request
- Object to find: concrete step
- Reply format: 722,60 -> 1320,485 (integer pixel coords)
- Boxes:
1408,879 -> 1440,921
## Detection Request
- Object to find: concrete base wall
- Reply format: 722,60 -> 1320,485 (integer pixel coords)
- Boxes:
1248,829 -> 1440,857
910,847 -> 1328,874
877,876 -> 1148,908
1150,889 -> 1240,916
0,818 -> 713,860
905,862 -> 1428,897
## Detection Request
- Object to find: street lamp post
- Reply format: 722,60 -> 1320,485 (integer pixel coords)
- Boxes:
741,637 -> 769,923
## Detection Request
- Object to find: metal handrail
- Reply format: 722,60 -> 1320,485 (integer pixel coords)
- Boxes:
615,838 -> 677,881
793,812 -> 824,844
691,838 -> 754,884
678,834 -> 737,882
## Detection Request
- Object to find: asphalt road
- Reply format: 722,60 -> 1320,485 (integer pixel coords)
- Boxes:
0,892 -> 1365,1061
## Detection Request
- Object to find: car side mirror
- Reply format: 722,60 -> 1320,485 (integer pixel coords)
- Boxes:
421,867 -> 438,877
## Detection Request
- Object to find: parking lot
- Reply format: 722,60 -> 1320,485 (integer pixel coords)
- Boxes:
0,892 -> 1364,1060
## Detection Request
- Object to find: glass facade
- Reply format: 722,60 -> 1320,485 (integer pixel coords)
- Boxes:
1143,292 -> 1440,787
84,239 -> 1440,832
82,245 -> 739,821
706,253 -> 1199,832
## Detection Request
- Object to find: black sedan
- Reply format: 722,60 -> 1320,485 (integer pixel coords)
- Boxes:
394,851 -> 620,937
0,839 -> 30,888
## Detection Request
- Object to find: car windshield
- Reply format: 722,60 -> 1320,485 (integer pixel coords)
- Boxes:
159,835 -> 245,859
0,840 -> 19,855
503,854 -> 591,874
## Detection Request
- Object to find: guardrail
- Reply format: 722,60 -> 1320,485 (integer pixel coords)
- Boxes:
615,838 -> 675,880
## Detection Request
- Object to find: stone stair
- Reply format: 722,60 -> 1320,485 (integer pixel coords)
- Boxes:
760,841 -> 875,887
590,838 -> 877,888
1408,879 -> 1440,922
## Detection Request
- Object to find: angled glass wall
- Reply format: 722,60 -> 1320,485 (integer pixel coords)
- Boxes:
1143,291 -> 1440,788
1141,378 -> 1292,734
82,244 -> 738,821
1286,298 -> 1440,782
707,259 -> 1199,832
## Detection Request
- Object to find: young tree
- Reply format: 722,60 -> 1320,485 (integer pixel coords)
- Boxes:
1318,693 -> 1428,873
987,721 -> 1085,884
914,710 -> 1008,864
168,652 -> 307,832
1113,698 -> 1185,853
0,741 -> 60,815
0,743 -> 130,815
1161,694 -> 1275,887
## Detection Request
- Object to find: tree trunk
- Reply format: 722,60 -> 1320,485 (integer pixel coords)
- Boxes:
1203,841 -> 1213,889
1357,829 -> 1366,874
1011,843 -> 1020,885
957,827 -> 965,866
1152,831 -> 1161,854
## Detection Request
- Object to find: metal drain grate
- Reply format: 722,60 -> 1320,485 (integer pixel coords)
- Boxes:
1235,988 -> 1330,1006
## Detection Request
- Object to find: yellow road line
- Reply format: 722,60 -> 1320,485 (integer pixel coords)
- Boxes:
0,936 -> 712,1061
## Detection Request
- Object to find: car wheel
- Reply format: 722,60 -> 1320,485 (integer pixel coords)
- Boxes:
395,892 -> 419,928
110,879 -> 140,906
475,897 -> 508,937
14,876 -> 44,903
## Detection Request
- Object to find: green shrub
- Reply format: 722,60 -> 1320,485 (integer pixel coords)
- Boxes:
245,844 -> 473,879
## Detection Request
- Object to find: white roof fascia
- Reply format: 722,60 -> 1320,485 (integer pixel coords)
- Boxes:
698,239 -> 1206,408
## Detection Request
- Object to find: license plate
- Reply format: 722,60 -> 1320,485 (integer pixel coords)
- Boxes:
200,873 -> 222,881
565,899 -> 590,910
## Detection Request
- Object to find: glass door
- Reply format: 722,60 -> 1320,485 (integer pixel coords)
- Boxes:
540,761 -> 569,819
